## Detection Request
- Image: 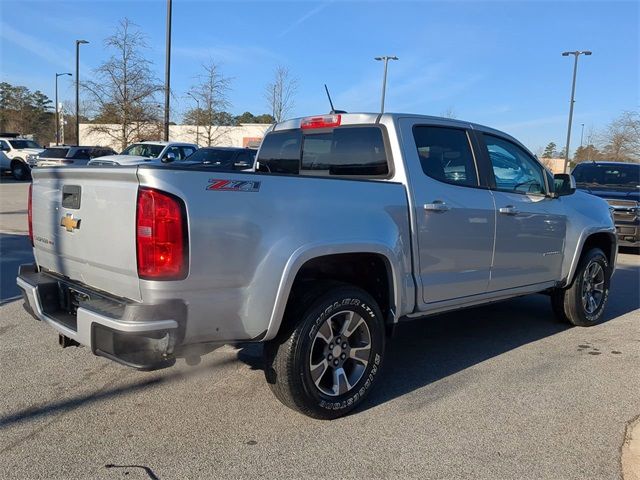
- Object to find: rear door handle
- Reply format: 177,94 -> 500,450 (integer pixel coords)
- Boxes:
499,205 -> 519,215
424,201 -> 450,213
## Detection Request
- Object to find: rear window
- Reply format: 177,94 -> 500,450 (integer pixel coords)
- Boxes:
257,126 -> 389,177
40,148 -> 69,158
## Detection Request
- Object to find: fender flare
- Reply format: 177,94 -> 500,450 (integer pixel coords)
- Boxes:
264,241 -> 402,341
562,227 -> 617,287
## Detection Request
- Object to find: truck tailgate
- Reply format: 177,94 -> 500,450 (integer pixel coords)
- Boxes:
31,167 -> 142,301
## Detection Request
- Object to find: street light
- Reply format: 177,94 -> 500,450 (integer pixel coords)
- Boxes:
374,55 -> 398,113
55,72 -> 72,145
164,0 -> 173,141
186,92 -> 200,146
75,39 -> 89,145
580,123 -> 585,148
561,50 -> 591,173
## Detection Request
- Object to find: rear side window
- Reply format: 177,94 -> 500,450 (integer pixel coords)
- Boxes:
412,126 -> 478,187
257,126 -> 389,177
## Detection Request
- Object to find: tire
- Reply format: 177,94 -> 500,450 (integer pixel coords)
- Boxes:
551,248 -> 611,326
11,159 -> 29,181
264,285 -> 385,419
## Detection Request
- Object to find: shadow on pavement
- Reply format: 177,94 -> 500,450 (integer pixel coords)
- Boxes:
0,233 -> 33,302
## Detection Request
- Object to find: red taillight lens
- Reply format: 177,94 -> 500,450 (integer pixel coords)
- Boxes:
136,187 -> 188,280
28,183 -> 33,246
300,114 -> 341,130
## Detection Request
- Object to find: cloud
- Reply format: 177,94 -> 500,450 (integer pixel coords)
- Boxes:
173,44 -> 283,65
0,22 -> 74,70
277,2 -> 332,38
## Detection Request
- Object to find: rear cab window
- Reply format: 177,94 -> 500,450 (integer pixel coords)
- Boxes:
257,124 -> 390,178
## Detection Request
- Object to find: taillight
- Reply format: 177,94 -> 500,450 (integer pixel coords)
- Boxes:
300,114 -> 341,130
28,183 -> 33,246
136,187 -> 188,280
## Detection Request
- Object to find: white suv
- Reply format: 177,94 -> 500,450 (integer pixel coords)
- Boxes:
88,141 -> 198,166
0,137 -> 44,180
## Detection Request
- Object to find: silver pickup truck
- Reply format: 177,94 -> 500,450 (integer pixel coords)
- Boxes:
18,113 -> 616,419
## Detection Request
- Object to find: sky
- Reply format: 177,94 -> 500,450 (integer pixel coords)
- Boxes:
0,0 -> 638,153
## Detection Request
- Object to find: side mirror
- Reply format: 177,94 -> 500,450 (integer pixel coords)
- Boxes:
553,173 -> 576,197
162,152 -> 176,163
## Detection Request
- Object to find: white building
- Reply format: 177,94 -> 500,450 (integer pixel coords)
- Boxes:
79,123 -> 271,151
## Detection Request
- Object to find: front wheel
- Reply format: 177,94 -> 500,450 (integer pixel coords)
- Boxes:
11,160 -> 29,181
264,285 -> 385,419
551,248 -> 611,326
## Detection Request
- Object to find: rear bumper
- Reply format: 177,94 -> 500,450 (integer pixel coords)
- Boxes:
17,264 -> 185,370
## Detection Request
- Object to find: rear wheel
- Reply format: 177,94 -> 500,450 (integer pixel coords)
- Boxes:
264,285 -> 385,419
11,159 -> 29,181
551,248 -> 611,326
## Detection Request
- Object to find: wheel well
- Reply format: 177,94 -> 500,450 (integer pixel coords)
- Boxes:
581,232 -> 615,266
11,158 -> 24,167
286,253 -> 394,323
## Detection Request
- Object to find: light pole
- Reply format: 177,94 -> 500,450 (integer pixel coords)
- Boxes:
186,92 -> 200,145
164,0 -> 173,141
580,123 -> 585,147
75,39 -> 89,145
55,72 -> 72,145
562,50 -> 591,173
374,56 -> 398,113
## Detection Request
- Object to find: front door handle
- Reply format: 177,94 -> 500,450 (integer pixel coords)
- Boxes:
424,201 -> 450,213
499,205 -> 519,215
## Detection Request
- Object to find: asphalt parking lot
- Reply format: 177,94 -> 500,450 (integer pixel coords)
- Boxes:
1,179 -> 639,479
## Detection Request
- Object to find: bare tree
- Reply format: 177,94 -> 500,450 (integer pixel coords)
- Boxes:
265,66 -> 298,122
84,18 -> 162,151
440,106 -> 457,119
184,60 -> 232,146
599,111 -> 640,162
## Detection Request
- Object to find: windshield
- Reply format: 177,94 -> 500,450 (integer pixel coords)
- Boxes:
186,149 -> 236,165
40,148 -> 69,159
9,140 -> 42,149
573,163 -> 640,187
121,143 -> 164,158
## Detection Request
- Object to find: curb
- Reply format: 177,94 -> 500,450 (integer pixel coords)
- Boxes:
623,416 -> 640,480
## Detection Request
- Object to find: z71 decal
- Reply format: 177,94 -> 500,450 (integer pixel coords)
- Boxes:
206,179 -> 261,192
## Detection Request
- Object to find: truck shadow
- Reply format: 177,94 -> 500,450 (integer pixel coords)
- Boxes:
0,233 -> 34,303
238,260 -> 639,413
361,261 -> 639,412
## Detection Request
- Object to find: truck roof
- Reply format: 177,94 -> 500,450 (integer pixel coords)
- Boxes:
273,112 -> 527,152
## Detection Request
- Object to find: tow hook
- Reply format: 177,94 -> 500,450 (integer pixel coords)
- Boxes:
59,334 -> 80,348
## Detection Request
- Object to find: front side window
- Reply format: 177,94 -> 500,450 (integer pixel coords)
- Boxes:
180,146 -> 196,159
121,143 -> 164,158
482,134 -> 546,195
70,148 -> 92,159
40,148 -> 69,159
412,126 -> 478,187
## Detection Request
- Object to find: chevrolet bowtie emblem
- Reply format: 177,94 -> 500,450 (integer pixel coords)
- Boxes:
60,213 -> 81,232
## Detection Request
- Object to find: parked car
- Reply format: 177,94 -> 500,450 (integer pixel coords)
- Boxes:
88,141 -> 198,166
33,146 -> 117,168
573,161 -> 640,247
183,147 -> 256,170
19,112 -> 616,419
0,137 -> 44,180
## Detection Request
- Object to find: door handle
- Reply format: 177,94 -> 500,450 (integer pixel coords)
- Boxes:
424,201 -> 450,212
499,205 -> 519,215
